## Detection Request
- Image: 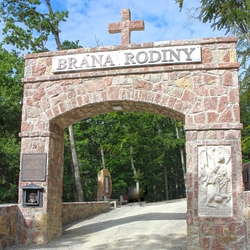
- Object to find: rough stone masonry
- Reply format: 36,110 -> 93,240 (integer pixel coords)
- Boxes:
17,8 -> 249,250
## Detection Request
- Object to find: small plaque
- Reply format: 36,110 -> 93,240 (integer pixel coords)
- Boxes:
21,153 -> 47,181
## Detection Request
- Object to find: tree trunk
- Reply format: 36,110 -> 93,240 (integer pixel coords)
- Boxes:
70,164 -> 78,201
175,124 -> 186,190
180,147 -> 186,190
175,153 -> 178,198
130,146 -> 139,201
100,145 -> 106,169
45,0 -> 62,50
44,1 -> 84,201
164,165 -> 169,200
68,124 -> 84,202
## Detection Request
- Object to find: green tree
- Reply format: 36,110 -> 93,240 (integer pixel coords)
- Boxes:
0,0 -> 68,51
176,0 -> 250,163
0,1 -> 187,204
0,46 -> 24,203
66,112 -> 186,202
238,32 -> 250,163
0,0 -> 85,201
176,0 -> 250,45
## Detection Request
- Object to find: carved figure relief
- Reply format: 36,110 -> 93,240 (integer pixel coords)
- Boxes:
198,145 -> 232,217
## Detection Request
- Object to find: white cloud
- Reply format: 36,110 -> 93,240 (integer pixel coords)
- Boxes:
0,0 -> 227,51
56,0 -> 226,49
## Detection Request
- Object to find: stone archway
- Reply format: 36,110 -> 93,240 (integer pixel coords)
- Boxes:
18,11 -> 245,249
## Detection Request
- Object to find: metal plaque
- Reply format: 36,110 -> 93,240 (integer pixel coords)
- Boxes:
21,153 -> 47,181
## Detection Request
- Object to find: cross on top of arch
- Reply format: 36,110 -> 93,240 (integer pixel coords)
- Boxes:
108,9 -> 144,46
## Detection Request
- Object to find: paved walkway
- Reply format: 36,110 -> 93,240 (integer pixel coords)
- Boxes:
12,199 -> 187,250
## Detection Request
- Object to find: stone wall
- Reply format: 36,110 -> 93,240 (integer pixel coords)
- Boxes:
0,204 -> 18,249
0,202 -> 110,249
62,202 -> 110,225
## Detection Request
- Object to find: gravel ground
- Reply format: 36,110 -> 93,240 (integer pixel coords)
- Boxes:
11,198 -> 187,250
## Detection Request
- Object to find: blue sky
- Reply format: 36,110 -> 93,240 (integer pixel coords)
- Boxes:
44,0 -> 227,50
2,0 -> 228,51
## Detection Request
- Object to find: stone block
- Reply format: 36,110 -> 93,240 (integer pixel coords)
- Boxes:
186,225 -> 200,250
18,228 -> 29,245
0,226 -> 5,235
31,230 -> 46,245
34,214 -> 48,231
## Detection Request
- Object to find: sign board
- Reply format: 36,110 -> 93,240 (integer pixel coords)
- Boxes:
21,153 -> 47,181
52,45 -> 201,73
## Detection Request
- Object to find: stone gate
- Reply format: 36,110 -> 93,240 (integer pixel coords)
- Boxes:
18,9 -> 247,250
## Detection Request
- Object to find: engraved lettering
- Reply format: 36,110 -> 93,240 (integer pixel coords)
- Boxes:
91,55 -> 103,67
68,57 -> 78,69
161,49 -> 168,62
103,54 -> 115,66
124,52 -> 136,65
148,50 -> 161,63
182,48 -> 196,61
52,46 -> 201,73
21,153 -> 47,181
79,56 -> 90,68
169,49 -> 181,62
56,59 -> 67,70
136,51 -> 148,64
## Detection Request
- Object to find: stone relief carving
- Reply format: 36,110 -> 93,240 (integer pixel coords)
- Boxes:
198,145 -> 232,217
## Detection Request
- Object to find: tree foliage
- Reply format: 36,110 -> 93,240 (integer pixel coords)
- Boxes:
236,29 -> 250,162
0,46 -> 24,203
1,0 -> 249,206
176,0 -> 250,41
0,0 -> 68,51
176,0 -> 250,163
0,0 -> 87,201
63,112 -> 186,202
199,0 -> 250,44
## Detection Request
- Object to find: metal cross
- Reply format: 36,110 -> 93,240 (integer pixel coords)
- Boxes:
108,9 -> 144,46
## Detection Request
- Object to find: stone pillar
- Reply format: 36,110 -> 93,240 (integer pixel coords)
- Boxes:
97,169 -> 112,200
185,127 -> 246,250
18,124 -> 64,245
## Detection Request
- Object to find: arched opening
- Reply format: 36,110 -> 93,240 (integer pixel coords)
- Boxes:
57,106 -> 188,249
61,109 -> 186,203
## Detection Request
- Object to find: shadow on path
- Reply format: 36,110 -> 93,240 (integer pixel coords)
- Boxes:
11,200 -> 187,250
63,212 -> 186,237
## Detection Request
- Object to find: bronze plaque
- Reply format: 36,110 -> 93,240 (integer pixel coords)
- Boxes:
21,153 -> 47,181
